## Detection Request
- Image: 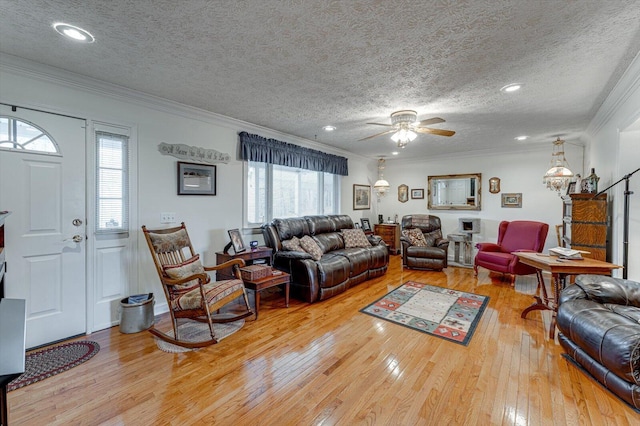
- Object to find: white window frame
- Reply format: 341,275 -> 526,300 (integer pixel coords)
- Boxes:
244,160 -> 341,228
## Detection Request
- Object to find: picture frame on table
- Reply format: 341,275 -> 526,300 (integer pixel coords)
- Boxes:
411,188 -> 424,199
353,184 -> 371,210
566,181 -> 577,195
177,162 -> 216,195
227,229 -> 246,253
360,218 -> 372,232
501,193 -> 522,208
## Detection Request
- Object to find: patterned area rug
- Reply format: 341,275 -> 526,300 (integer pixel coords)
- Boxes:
156,319 -> 245,353
361,281 -> 489,346
7,341 -> 100,392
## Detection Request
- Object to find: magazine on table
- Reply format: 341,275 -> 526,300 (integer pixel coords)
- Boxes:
549,247 -> 587,260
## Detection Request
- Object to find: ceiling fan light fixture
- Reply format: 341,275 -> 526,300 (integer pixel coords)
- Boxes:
390,128 -> 417,144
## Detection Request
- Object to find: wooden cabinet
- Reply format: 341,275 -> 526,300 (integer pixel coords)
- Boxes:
374,223 -> 401,255
215,247 -> 273,281
562,193 -> 608,261
0,211 -> 9,298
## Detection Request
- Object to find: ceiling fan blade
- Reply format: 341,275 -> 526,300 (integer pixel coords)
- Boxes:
366,122 -> 394,127
416,127 -> 456,137
417,117 -> 445,126
358,129 -> 397,141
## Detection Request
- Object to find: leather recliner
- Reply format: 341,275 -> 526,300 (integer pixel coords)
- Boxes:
557,274 -> 640,410
262,215 -> 389,303
400,215 -> 449,271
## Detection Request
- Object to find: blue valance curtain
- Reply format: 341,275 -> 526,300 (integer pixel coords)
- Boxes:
239,131 -> 348,176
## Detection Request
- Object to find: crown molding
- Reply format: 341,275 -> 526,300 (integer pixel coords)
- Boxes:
587,50 -> 640,135
0,53 -> 366,161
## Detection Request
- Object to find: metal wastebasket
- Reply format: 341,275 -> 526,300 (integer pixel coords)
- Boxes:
119,293 -> 154,333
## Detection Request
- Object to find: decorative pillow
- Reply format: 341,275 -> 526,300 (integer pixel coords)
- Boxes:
282,236 -> 303,252
341,228 -> 372,248
402,228 -> 428,247
163,255 -> 206,291
299,235 -> 323,261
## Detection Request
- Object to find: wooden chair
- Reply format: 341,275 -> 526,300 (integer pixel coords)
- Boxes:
142,223 -> 253,348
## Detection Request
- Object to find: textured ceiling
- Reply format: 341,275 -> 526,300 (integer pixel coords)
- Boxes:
1,0 -> 640,160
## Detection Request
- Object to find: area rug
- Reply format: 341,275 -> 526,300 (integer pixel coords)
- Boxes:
155,319 -> 245,353
361,281 -> 489,346
7,341 -> 100,392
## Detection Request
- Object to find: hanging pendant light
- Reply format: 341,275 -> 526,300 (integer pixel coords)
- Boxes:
542,137 -> 574,194
374,158 -> 390,198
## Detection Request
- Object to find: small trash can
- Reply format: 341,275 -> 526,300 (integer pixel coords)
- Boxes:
119,293 -> 154,334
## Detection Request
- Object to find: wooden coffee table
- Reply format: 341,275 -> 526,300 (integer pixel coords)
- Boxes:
243,270 -> 290,319
514,252 -> 622,339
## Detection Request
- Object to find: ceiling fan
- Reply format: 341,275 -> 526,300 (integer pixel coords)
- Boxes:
359,110 -> 455,148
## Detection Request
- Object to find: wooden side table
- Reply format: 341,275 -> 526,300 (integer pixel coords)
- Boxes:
374,223 -> 401,254
514,252 -> 622,339
215,247 -> 273,281
243,270 -> 290,319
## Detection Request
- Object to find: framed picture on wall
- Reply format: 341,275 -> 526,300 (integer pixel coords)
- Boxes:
501,193 -> 522,208
177,162 -> 216,195
411,188 -> 424,199
353,184 -> 371,210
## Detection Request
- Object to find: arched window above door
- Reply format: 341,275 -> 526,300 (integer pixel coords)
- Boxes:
0,116 -> 60,155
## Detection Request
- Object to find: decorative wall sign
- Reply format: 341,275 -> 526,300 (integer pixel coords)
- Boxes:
158,142 -> 230,164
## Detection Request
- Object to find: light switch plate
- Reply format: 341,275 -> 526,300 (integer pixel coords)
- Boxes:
160,212 -> 176,223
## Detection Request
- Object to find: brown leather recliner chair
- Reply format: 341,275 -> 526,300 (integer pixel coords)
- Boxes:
400,215 -> 449,271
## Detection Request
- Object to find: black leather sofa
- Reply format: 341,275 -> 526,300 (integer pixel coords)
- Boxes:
557,274 -> 640,410
262,215 -> 389,303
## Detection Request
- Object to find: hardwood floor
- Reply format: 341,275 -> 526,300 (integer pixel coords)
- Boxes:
8,256 -> 638,425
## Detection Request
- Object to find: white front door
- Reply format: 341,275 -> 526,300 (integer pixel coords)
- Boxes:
0,106 -> 86,348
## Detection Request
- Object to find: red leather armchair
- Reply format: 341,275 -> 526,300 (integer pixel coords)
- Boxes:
474,220 -> 549,278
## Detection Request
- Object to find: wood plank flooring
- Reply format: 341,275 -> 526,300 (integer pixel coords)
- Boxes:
7,256 -> 639,425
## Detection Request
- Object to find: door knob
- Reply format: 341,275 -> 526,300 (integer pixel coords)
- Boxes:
63,235 -> 84,243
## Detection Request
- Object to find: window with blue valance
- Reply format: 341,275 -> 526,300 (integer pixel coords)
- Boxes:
239,131 -> 348,176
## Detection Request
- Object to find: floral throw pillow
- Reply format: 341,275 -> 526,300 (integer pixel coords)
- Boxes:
402,228 -> 428,247
299,235 -> 323,261
282,236 -> 303,252
341,228 -> 371,248
163,254 -> 206,291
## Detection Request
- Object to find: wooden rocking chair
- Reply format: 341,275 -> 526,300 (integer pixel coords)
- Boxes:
142,223 -> 253,348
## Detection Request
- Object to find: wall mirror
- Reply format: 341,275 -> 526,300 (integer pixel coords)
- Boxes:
427,173 -> 482,210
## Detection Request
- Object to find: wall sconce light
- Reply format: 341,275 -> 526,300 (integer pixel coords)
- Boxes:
373,158 -> 390,199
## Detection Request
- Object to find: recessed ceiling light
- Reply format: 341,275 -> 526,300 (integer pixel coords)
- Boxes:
515,135 -> 528,141
391,151 -> 399,156
500,83 -> 523,93
53,23 -> 95,43
322,125 -> 336,131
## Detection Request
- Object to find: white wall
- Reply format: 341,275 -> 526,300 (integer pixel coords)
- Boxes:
375,144 -> 584,255
585,51 -> 640,280
0,55 -> 371,314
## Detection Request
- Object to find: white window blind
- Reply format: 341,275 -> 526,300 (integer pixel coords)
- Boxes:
96,131 -> 129,233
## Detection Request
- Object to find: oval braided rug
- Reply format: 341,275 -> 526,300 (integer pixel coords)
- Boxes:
7,340 -> 100,392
